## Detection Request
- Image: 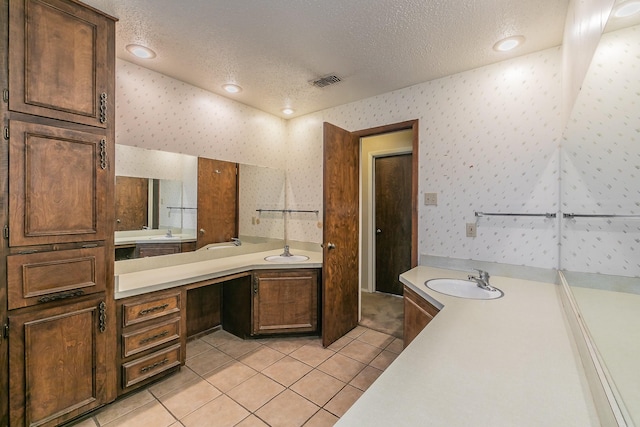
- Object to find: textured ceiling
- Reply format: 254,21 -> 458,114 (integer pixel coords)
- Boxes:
81,0 -> 576,118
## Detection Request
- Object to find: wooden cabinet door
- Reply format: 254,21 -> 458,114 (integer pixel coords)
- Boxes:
9,297 -> 108,427
8,0 -> 114,127
115,176 -> 149,231
8,120 -> 109,246
253,270 -> 319,335
403,285 -> 439,347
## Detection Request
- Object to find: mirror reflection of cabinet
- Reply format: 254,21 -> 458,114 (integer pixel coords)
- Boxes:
115,176 -> 149,231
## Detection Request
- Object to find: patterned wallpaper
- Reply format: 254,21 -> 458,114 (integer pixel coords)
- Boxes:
288,48 -> 562,269
562,25 -> 640,277
238,164 -> 286,239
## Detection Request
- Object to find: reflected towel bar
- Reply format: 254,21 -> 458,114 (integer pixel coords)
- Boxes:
256,209 -> 319,214
563,213 -> 640,219
474,211 -> 556,218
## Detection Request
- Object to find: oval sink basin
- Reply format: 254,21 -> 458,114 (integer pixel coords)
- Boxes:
207,244 -> 236,250
148,236 -> 181,240
264,255 -> 310,263
425,278 -> 503,300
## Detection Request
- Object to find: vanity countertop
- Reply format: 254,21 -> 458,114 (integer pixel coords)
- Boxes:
336,266 -> 600,427
114,248 -> 322,299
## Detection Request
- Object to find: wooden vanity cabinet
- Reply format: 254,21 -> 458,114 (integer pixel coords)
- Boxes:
2,0 -> 117,424
403,285 -> 440,347
252,269 -> 319,336
117,289 -> 184,395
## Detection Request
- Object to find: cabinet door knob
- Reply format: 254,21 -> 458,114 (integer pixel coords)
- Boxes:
376,228 -> 382,234
199,228 -> 206,235
327,242 -> 336,250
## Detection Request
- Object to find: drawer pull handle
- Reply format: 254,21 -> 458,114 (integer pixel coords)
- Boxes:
138,303 -> 169,316
38,290 -> 85,303
140,358 -> 169,374
99,301 -> 106,333
99,92 -> 107,124
139,330 -> 169,345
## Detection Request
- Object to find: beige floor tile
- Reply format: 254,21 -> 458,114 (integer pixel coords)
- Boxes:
95,389 -> 156,425
255,390 -> 320,427
317,353 -> 366,383
169,423 -> 185,427
69,417 -> 97,427
226,373 -> 285,412
262,355 -> 313,387
344,326 -> 367,339
348,365 -> 383,391
356,329 -> 395,349
185,348 -> 233,375
186,338 -> 213,360
261,336 -> 317,354
157,378 -> 222,419
181,395 -> 250,427
101,400 -> 176,427
203,361 -> 258,392
216,338 -> 263,359
385,337 -> 404,354
148,367 -> 200,398
199,329 -> 241,348
239,345 -> 285,371
290,370 -> 345,407
289,343 -> 335,367
324,385 -> 363,418
235,414 -> 270,427
338,339 -> 382,364
303,409 -> 339,427
369,349 -> 399,371
326,335 -> 353,352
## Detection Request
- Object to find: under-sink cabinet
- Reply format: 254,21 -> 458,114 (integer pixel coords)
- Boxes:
252,269 -> 320,336
403,285 -> 440,347
117,289 -> 184,395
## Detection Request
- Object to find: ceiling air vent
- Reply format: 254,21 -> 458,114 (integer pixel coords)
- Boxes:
310,74 -> 342,88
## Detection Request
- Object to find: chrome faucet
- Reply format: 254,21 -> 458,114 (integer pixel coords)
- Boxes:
165,229 -> 173,237
468,269 -> 497,291
231,237 -> 242,246
281,245 -> 292,257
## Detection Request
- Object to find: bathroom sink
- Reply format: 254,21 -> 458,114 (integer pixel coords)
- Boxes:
207,244 -> 236,250
425,278 -> 503,300
140,236 -> 182,241
264,254 -> 310,263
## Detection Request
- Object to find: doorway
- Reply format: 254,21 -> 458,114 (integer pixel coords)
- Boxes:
322,121 -> 418,346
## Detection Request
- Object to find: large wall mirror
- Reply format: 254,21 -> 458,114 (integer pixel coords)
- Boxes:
115,144 -> 285,248
561,14 -> 640,424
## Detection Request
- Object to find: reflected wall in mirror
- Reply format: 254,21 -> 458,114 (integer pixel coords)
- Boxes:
115,144 -> 286,242
561,20 -> 640,425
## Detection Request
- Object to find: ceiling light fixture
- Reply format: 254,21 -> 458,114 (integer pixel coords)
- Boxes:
493,36 -> 525,52
613,0 -> 640,17
222,84 -> 242,94
282,108 -> 294,115
126,44 -> 156,59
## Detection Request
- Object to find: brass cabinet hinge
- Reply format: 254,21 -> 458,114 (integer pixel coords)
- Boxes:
2,323 -> 8,340
2,89 -> 8,103
3,126 -> 8,140
3,225 -> 8,239
253,275 -> 259,294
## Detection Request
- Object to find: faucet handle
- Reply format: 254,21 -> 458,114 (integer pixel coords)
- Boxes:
474,268 -> 489,280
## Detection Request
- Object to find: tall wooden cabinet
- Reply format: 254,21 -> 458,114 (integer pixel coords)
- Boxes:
1,0 -> 117,425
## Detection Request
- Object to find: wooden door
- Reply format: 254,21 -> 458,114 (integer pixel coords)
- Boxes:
8,120 -> 109,246
322,122 -> 359,347
8,0 -> 114,128
9,297 -> 108,427
115,176 -> 148,231
197,157 -> 238,249
375,154 -> 412,295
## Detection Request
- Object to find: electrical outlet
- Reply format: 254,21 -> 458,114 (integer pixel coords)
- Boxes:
424,193 -> 438,206
466,223 -> 477,237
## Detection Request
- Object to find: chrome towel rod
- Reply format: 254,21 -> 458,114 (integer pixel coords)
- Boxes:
474,211 -> 556,218
563,213 -> 640,219
167,206 -> 197,210
256,209 -> 319,214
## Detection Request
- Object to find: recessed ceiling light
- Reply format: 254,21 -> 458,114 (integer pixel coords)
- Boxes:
126,44 -> 156,59
282,108 -> 294,115
222,84 -> 242,94
613,0 -> 640,18
493,36 -> 525,52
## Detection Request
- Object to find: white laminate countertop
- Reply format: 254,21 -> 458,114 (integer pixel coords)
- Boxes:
336,266 -> 601,427
114,248 -> 322,299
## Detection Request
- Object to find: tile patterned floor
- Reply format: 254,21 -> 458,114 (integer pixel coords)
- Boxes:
71,326 -> 402,427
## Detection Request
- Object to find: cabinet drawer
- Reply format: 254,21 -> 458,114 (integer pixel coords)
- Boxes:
122,317 -> 181,358
122,293 -> 181,327
7,246 -> 106,309
122,344 -> 181,389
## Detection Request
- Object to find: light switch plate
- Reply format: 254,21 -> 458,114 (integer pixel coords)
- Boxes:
466,223 -> 477,237
424,193 -> 438,206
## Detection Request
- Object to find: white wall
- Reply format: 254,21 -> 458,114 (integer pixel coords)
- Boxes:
287,48 -> 563,270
